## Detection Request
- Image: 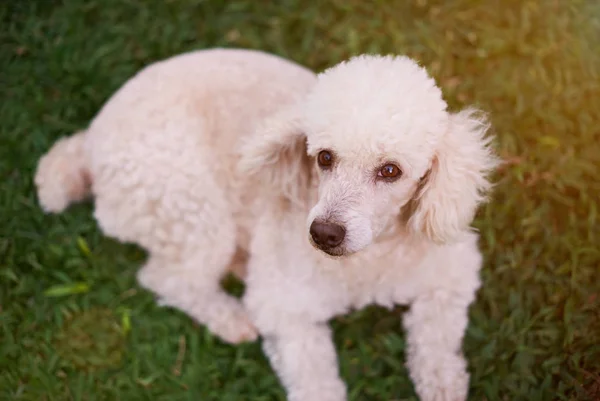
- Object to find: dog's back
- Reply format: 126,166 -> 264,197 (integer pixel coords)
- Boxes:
36,48 -> 316,250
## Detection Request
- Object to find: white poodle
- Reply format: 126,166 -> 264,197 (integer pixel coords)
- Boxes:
35,48 -> 498,401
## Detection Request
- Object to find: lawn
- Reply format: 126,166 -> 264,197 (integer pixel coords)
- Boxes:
1,0 -> 599,400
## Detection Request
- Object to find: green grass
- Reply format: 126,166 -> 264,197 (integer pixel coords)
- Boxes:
1,0 -> 599,400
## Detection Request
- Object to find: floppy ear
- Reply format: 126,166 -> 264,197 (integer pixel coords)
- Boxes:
407,108 -> 499,243
238,104 -> 312,207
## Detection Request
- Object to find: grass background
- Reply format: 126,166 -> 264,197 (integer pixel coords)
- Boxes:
1,0 -> 599,400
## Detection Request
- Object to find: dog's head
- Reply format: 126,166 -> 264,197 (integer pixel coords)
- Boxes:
240,55 -> 498,257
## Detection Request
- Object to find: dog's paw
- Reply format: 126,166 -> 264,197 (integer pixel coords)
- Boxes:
154,293 -> 258,344
203,301 -> 259,344
410,353 -> 469,401
212,314 -> 258,344
288,379 -> 347,401
418,385 -> 468,401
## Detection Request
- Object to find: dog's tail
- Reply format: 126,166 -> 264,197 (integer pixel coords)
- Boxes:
34,130 -> 92,213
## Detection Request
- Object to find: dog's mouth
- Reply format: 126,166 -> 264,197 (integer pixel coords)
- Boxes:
308,236 -> 346,258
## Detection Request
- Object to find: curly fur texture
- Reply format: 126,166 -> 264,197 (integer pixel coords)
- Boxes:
35,48 -> 498,401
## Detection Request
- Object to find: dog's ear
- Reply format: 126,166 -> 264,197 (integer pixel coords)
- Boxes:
238,103 -> 312,207
407,108 -> 499,243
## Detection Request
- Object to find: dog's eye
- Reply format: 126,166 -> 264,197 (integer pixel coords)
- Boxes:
317,150 -> 334,168
379,164 -> 401,179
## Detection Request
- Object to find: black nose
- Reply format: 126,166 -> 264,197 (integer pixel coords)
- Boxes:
310,221 -> 346,249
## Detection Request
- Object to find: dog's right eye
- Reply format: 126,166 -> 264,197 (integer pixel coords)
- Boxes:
317,150 -> 334,168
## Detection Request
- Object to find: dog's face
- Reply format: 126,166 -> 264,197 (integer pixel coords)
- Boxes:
305,145 -> 425,256
240,54 -> 497,258
304,139 -> 437,256
303,56 -> 448,256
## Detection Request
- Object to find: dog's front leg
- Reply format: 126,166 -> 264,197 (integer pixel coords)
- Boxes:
403,289 -> 473,401
262,323 -> 347,401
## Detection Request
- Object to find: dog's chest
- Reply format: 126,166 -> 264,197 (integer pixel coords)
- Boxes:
327,241 -> 429,310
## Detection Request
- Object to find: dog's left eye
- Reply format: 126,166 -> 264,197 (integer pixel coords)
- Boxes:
317,150 -> 334,168
378,164 -> 402,179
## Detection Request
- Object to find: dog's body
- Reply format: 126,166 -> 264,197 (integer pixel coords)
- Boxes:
36,48 -> 316,343
35,48 -> 497,401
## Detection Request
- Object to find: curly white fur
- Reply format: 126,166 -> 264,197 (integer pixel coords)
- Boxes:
35,49 -> 498,401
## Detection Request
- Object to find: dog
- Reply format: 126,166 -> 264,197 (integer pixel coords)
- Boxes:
35,48 -> 498,401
